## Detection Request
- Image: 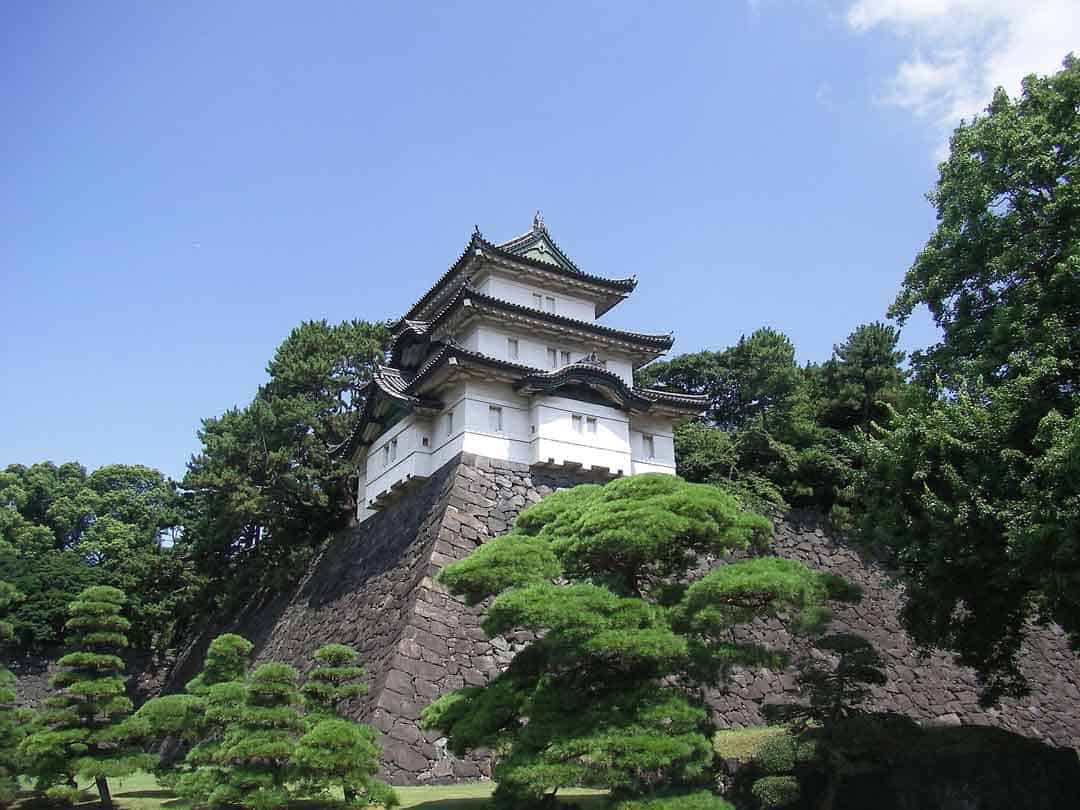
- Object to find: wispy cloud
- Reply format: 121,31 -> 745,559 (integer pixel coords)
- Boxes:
842,0 -> 1079,139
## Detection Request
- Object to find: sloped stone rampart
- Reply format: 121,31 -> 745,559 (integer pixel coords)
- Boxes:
113,453 -> 1080,783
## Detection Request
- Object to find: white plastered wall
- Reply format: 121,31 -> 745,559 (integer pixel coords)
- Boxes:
475,271 -> 596,321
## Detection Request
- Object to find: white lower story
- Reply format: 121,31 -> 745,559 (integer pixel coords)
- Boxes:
357,380 -> 678,522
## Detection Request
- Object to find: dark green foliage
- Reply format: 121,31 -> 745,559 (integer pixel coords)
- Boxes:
182,319 -> 387,609
0,462 -> 193,652
819,322 -> 906,431
19,586 -> 152,806
423,475 -> 840,808
852,54 -> 1080,696
0,568 -> 25,805
646,323 -> 906,520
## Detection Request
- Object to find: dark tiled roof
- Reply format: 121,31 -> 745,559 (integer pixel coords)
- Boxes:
389,282 -> 673,367
393,227 -> 637,329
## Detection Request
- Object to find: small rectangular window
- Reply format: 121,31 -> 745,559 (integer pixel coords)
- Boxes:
586,417 -> 597,434
532,293 -> 544,309
389,438 -> 397,462
422,436 -> 430,447
489,405 -> 503,432
446,410 -> 454,436
545,296 -> 556,313
572,414 -> 583,433
643,434 -> 655,459
560,350 -> 571,366
382,445 -> 390,466
507,338 -> 519,360
547,348 -> 558,369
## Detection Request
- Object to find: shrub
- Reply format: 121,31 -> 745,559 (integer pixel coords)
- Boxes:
751,776 -> 799,808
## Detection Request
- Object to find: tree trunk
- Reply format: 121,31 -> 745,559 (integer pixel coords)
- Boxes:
344,786 -> 357,803
96,777 -> 113,809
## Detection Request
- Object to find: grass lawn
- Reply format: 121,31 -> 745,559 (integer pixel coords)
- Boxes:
713,725 -> 786,762
17,772 -> 608,810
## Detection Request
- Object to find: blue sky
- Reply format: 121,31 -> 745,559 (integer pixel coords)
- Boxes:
2,1 -> 1076,480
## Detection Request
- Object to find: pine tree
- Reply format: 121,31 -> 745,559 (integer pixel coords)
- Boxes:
423,475 -> 842,808
212,662 -> 305,810
19,586 -> 151,806
125,633 -> 253,803
295,645 -> 397,808
300,644 -> 368,719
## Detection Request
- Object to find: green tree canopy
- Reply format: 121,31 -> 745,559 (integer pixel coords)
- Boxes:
423,475 -> 841,808
181,319 -> 387,607
855,55 -> 1080,696
0,462 -> 192,651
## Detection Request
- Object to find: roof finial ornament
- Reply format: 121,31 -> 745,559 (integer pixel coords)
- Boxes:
533,210 -> 546,232
473,224 -> 481,237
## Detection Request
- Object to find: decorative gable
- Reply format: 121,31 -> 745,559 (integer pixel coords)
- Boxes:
497,211 -> 583,274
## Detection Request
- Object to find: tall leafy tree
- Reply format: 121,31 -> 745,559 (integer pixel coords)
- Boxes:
423,475 -> 843,809
182,319 -> 387,605
856,55 -> 1080,695
0,462 -> 191,651
19,586 -> 151,807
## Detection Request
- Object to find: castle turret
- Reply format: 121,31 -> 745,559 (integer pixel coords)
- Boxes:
340,215 -> 706,520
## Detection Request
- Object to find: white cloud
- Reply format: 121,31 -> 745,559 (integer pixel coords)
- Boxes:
843,0 -> 1079,134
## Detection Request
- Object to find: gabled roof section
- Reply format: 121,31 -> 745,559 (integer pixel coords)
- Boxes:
393,217 -> 637,328
389,281 -> 673,369
496,211 -> 583,274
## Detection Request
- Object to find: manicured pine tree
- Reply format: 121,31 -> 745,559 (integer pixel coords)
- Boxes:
19,585 -> 151,807
295,645 -> 397,808
212,662 -> 305,810
423,474 -> 843,809
300,644 -> 368,719
124,633 -> 253,803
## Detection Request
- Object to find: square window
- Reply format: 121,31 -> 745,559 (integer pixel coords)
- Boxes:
560,350 -> 571,366
586,417 -> 597,434
546,296 -> 556,313
489,405 -> 503,432
507,337 -> 519,360
643,434 -> 655,459
547,348 -> 558,369
572,414 -> 583,433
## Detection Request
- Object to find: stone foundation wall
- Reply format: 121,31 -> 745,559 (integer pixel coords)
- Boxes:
62,453 -> 1080,783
